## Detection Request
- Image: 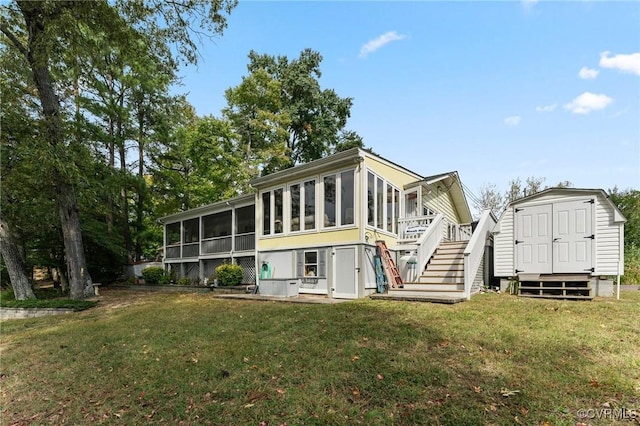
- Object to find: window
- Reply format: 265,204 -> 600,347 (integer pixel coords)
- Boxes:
387,184 -> 393,232
304,251 -> 318,276
376,177 -> 384,229
203,211 -> 231,238
341,170 -> 355,225
297,249 -> 326,278
290,184 -> 300,232
166,222 -> 180,245
290,180 -> 316,232
183,218 -> 199,243
262,189 -> 283,235
262,192 -> 270,235
367,170 -> 400,233
304,180 -> 316,230
324,175 -> 336,227
236,205 -> 255,234
274,189 -> 283,234
367,172 -> 375,226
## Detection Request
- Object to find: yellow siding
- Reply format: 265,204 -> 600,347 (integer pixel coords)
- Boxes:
258,228 -> 361,250
424,190 -> 461,224
364,156 -> 420,189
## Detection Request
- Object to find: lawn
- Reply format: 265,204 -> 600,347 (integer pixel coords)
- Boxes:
1,289 -> 639,425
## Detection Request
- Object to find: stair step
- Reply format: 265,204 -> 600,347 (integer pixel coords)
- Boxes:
425,264 -> 464,272
421,270 -> 465,278
405,282 -> 464,290
431,254 -> 464,261
436,246 -> 466,253
430,258 -> 464,265
439,241 -> 467,247
418,277 -> 464,285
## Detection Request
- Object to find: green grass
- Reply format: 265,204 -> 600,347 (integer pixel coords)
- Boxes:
0,288 -> 97,310
1,290 -> 639,425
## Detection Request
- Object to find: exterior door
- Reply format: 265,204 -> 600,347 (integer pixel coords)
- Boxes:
552,200 -> 593,273
333,247 -> 358,299
515,204 -> 552,274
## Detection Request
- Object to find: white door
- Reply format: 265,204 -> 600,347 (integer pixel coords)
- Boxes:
333,247 -> 358,299
552,200 -> 593,273
515,204 -> 552,274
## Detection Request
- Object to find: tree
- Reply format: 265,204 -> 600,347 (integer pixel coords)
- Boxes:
475,184 -> 504,217
224,49 -> 361,171
1,0 -> 237,298
609,188 -> 640,248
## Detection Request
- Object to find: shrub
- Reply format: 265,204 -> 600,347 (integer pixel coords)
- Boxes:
141,267 -> 167,285
177,277 -> 193,286
215,263 -> 243,286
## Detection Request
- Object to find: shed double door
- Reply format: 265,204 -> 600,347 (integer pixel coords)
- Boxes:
515,200 -> 593,274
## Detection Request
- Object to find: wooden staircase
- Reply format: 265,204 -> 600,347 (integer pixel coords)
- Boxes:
385,241 -> 467,302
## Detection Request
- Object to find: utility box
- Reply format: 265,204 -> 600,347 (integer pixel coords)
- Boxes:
259,279 -> 299,297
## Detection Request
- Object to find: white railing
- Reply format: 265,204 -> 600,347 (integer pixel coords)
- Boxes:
398,215 -> 438,241
407,214 -> 445,282
448,223 -> 473,242
463,210 -> 496,299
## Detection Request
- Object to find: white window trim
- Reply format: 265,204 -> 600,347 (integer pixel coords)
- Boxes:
366,169 -> 401,235
321,167 -> 357,230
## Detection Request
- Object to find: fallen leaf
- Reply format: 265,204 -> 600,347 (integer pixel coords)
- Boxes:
500,388 -> 520,397
589,378 -> 599,388
259,422 -> 267,426
276,389 -> 286,395
244,403 -> 254,408
520,407 -> 529,415
473,386 -> 482,393
376,374 -> 384,380
352,389 -> 360,396
351,355 -> 359,362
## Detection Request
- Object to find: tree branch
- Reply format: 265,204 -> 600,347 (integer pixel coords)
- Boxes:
0,22 -> 28,57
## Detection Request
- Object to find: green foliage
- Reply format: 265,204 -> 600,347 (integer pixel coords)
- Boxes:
177,277 -> 197,286
215,263 -> 243,286
141,267 -> 167,285
0,288 -> 96,310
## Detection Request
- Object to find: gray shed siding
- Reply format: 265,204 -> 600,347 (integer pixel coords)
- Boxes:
594,196 -> 623,275
493,207 -> 514,277
492,190 -> 624,278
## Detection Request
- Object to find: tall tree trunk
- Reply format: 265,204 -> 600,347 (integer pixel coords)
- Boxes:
135,105 -> 145,261
17,1 -> 93,300
117,118 -> 134,264
0,215 -> 36,300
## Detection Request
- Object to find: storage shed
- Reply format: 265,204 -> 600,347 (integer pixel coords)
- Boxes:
492,188 -> 626,299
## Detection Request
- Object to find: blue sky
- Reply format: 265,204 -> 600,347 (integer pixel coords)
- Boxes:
175,0 -> 640,197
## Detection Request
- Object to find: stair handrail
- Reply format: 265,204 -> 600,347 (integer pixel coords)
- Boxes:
463,209 -> 497,299
414,213 -> 445,281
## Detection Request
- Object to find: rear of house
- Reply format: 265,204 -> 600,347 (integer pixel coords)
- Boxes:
492,188 -> 625,299
158,148 -> 496,301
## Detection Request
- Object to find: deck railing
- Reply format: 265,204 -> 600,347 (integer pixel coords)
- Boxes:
398,215 -> 438,241
463,210 -> 496,299
235,232 -> 256,251
201,236 -> 232,254
413,214 -> 445,281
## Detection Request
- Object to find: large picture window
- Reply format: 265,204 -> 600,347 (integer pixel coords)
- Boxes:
322,169 -> 355,228
367,170 -> 400,233
262,188 -> 284,235
290,180 -> 316,232
323,175 -> 336,227
341,170 -> 355,225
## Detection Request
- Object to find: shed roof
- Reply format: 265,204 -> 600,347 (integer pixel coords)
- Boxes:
509,187 -> 626,223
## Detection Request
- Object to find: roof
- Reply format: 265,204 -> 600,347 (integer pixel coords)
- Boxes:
250,147 -> 423,188
509,187 -> 626,223
157,193 -> 255,224
405,171 -> 474,224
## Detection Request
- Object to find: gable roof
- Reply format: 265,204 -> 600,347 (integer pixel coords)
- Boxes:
509,187 -> 626,223
406,171 -> 474,224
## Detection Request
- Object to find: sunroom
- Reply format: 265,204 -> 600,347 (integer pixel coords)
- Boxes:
160,194 -> 257,284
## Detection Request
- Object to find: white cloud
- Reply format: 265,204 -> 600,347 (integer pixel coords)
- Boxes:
522,0 -> 539,12
564,92 -> 613,114
536,104 -> 557,113
599,51 -> 640,75
578,67 -> 599,80
359,31 -> 407,59
504,116 -> 521,126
